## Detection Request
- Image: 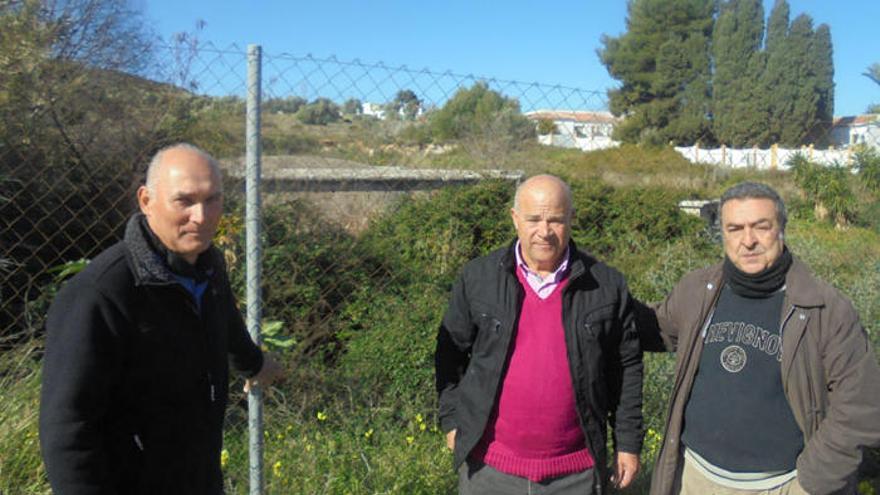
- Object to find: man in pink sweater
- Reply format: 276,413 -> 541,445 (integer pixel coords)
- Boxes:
436,175 -> 643,494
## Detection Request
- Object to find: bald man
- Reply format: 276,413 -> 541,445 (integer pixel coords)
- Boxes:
436,175 -> 643,494
40,143 -> 281,494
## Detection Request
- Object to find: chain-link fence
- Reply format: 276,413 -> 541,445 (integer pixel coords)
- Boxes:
0,41 -> 614,345
3,38 -> 880,494
0,41 -> 613,494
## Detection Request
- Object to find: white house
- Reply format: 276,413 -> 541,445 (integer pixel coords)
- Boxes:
525,110 -> 621,152
830,114 -> 880,149
361,101 -> 426,121
362,102 -> 387,120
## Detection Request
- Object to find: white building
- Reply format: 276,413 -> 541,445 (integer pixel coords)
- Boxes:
362,102 -> 387,120
525,110 -> 621,152
830,114 -> 880,149
361,102 -> 425,121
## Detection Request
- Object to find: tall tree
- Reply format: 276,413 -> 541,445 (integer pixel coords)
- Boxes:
760,1 -> 834,145
810,24 -> 834,141
711,0 -> 765,146
386,89 -> 421,121
764,0 -> 789,54
778,14 -> 820,145
762,0 -> 792,143
599,0 -> 715,145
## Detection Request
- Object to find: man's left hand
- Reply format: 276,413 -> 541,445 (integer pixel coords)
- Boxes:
611,451 -> 640,489
244,354 -> 284,393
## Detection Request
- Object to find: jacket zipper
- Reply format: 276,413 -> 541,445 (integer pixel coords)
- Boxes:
558,268 -> 606,491
133,434 -> 145,451
169,281 -> 216,405
779,305 -> 818,432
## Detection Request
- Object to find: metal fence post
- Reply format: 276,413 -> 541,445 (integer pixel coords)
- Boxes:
245,43 -> 263,495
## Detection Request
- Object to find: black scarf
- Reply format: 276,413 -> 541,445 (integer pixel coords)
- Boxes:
138,215 -> 213,282
723,247 -> 792,298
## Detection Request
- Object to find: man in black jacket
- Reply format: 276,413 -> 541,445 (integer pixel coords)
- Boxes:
39,143 -> 282,494
435,175 -> 643,494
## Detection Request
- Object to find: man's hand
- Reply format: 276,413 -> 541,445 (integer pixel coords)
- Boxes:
244,354 -> 283,393
611,451 -> 640,489
446,429 -> 456,450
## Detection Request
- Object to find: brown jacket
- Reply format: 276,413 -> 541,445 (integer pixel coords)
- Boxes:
641,257 -> 880,495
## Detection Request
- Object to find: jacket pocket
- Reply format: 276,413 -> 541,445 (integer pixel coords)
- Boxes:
581,303 -> 617,340
469,301 -> 506,357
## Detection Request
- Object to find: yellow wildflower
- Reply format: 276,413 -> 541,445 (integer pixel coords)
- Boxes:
220,449 -> 229,469
272,460 -> 282,478
316,411 -> 328,422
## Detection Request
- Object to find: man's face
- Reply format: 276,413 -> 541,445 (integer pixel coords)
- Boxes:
721,197 -> 784,274
511,180 -> 572,275
138,149 -> 223,264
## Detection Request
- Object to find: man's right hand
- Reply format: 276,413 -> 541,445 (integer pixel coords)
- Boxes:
446,429 -> 456,450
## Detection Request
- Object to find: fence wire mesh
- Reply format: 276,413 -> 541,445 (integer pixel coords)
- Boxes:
2,39 -> 879,494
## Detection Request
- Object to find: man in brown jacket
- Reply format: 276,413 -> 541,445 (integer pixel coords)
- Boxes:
640,182 -> 880,495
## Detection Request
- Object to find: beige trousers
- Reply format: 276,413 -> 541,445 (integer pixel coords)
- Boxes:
679,455 -> 810,495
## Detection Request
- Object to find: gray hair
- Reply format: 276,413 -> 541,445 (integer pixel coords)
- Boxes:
513,174 -> 573,214
145,143 -> 222,194
720,181 -> 787,231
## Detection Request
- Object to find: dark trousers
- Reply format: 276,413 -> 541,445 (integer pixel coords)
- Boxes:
459,459 -> 595,495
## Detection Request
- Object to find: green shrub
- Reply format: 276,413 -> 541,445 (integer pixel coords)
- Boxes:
569,181 -> 707,261
428,82 -> 533,143
361,180 -> 515,287
789,154 -> 857,226
855,147 -> 880,193
221,200 -> 392,359
338,283 -> 447,406
296,98 -> 341,126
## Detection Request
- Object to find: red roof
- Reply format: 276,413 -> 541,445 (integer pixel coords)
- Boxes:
525,110 -> 619,124
832,115 -> 879,127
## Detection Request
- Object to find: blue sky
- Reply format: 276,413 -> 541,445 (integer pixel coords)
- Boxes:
143,0 -> 880,116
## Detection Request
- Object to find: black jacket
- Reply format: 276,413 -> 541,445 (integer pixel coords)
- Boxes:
39,215 -> 263,495
435,240 -> 643,493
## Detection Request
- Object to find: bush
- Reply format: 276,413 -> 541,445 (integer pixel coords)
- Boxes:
569,181 -> 707,261
361,180 -> 515,288
296,98 -> 341,125
264,96 -> 306,115
855,147 -> 880,193
789,154 -> 857,227
220,200 -> 391,359
338,283 -> 447,406
428,82 -> 533,143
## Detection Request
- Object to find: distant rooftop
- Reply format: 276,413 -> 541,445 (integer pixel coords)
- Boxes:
524,110 -> 619,124
832,114 -> 879,127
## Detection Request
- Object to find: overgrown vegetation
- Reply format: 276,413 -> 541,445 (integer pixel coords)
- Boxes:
788,150 -> 880,231
4,174 -> 878,493
2,2 -> 879,494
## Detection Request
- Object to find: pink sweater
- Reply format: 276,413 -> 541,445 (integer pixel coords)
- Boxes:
475,268 -> 594,481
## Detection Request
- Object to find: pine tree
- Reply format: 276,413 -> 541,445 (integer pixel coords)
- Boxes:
599,0 -> 715,145
762,0 -> 792,143
779,14 -> 820,145
712,0 -> 765,146
765,0 -> 789,54
812,24 -> 834,124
